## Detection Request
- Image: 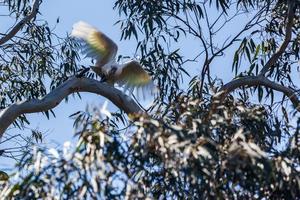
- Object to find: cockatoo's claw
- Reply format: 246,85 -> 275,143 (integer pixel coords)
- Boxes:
100,76 -> 108,83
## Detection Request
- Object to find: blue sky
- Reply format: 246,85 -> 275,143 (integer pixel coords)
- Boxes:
1,0 -> 257,169
1,0 -> 125,169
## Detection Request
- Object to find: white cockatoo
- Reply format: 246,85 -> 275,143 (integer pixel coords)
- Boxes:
71,21 -> 154,95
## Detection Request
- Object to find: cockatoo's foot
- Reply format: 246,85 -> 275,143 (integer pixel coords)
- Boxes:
76,67 -> 90,78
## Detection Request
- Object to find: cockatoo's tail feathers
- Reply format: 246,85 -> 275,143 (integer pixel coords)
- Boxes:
71,21 -> 118,67
135,81 -> 158,99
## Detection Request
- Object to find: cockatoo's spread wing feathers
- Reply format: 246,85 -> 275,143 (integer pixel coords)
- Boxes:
71,21 -> 118,66
118,61 -> 152,86
115,61 -> 156,96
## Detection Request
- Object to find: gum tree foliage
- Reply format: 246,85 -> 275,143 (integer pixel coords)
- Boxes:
0,0 -> 80,174
0,0 -> 300,199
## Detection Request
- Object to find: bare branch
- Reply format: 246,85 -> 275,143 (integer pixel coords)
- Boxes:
259,0 -> 296,76
0,0 -> 41,45
218,76 -> 300,111
199,7 -> 266,96
0,77 -> 142,138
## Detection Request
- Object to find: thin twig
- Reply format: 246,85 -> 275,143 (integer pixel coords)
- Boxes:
0,0 -> 41,45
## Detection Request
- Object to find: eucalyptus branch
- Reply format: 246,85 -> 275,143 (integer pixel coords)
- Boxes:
210,1 -> 298,115
0,0 -> 41,45
0,77 -> 142,138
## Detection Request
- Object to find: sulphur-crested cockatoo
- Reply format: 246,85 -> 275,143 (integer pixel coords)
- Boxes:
71,21 -> 154,95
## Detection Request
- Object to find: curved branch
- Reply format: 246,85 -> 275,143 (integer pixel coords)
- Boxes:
217,76 -> 300,111
0,0 -> 41,45
259,0 -> 296,76
0,77 -> 142,138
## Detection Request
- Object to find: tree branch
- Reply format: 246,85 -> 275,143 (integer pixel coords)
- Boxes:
0,0 -> 41,45
217,76 -> 300,111
0,77 -> 142,138
259,0 -> 295,76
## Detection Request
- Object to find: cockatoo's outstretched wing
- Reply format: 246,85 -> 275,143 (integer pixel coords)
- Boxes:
113,60 -> 156,96
71,21 -> 156,97
71,21 -> 118,67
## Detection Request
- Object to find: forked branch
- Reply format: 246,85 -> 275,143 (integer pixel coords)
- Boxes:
215,1 -> 299,111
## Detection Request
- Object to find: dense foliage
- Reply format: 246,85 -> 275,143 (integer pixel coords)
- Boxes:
0,0 -> 80,121
1,95 -> 299,199
0,0 -> 299,199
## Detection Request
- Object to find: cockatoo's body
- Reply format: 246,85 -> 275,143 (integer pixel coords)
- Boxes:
71,21 -> 154,93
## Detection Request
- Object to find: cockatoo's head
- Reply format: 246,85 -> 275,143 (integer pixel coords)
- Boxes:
100,59 -> 122,76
